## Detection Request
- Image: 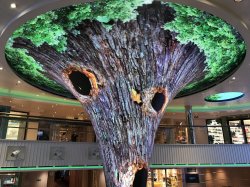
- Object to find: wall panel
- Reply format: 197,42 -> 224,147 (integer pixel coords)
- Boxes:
0,140 -> 250,170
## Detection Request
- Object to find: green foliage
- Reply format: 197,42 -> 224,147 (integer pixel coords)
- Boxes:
59,4 -> 92,30
164,3 -> 246,96
205,94 -> 221,101
5,1 -> 246,98
6,0 -> 153,96
65,0 -> 153,29
11,0 -> 153,51
13,12 -> 67,52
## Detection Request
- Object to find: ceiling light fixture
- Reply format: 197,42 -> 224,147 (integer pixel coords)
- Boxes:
17,80 -> 21,84
232,77 -> 236,80
10,3 -> 16,9
234,0 -> 242,2
0,67 -> 3,70
205,92 -> 244,102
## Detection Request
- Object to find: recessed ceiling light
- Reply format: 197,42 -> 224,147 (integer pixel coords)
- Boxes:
0,67 -> 3,70
232,77 -> 236,80
10,3 -> 16,9
17,80 -> 21,84
234,0 -> 242,2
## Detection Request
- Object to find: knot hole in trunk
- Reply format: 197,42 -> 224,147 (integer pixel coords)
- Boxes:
151,92 -> 166,112
69,71 -> 92,95
63,67 -> 100,100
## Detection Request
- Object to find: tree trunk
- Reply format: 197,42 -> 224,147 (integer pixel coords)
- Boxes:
13,2 -> 206,186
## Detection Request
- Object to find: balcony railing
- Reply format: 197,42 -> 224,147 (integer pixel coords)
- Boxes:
0,140 -> 250,172
2,112 -> 250,145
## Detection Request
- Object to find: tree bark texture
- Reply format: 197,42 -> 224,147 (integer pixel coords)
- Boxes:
13,2 -> 206,187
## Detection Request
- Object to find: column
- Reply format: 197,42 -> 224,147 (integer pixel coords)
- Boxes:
185,105 -> 196,144
0,105 -> 11,139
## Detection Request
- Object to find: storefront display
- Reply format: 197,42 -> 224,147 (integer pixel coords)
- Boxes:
50,124 -> 95,142
147,170 -> 153,187
207,119 -> 224,144
175,123 -> 188,144
228,120 -> 245,144
5,111 -> 27,140
6,120 -> 24,140
147,169 -> 182,187
0,173 -> 19,187
243,120 -> 250,143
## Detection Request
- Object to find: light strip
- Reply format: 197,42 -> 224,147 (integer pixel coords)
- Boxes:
0,165 -> 103,172
150,163 -> 250,168
1,88 -> 250,112
1,163 -> 250,172
0,88 -> 81,106
166,103 -> 250,112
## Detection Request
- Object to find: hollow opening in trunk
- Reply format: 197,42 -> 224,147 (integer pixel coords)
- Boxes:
133,168 -> 148,187
151,92 -> 165,112
68,71 -> 91,96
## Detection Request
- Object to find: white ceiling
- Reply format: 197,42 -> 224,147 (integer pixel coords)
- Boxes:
0,0 -> 250,119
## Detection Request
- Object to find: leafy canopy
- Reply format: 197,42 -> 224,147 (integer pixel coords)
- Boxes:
164,3 -> 246,96
5,0 -> 153,97
205,94 -> 221,101
5,1 -> 246,98
11,0 -> 153,52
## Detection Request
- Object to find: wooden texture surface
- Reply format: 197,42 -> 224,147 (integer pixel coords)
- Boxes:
13,2 -> 206,187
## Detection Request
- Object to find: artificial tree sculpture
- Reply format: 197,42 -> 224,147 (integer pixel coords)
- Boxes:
5,1 -> 245,187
